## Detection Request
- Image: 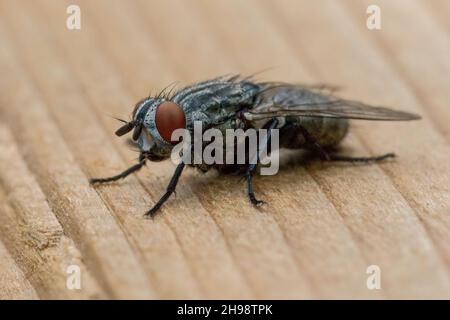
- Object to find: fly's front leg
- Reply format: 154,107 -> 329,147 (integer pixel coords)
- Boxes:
245,118 -> 278,207
145,162 -> 185,218
90,155 -> 146,184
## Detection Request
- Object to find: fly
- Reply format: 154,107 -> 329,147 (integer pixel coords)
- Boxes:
90,75 -> 420,217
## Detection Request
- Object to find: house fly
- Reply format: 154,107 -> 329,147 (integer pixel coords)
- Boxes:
90,75 -> 420,217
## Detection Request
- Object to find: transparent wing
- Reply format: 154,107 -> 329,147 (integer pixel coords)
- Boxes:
245,83 -> 421,121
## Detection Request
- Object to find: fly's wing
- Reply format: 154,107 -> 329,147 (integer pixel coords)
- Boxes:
245,83 -> 421,121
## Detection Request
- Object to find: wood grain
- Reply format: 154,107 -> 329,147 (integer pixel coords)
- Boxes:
0,239 -> 38,299
0,0 -> 448,299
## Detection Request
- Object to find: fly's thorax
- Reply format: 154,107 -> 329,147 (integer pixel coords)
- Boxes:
134,98 -> 189,159
173,77 -> 260,132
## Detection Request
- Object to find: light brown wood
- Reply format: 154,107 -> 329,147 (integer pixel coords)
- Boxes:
0,239 -> 38,299
0,125 -> 105,299
0,0 -> 448,299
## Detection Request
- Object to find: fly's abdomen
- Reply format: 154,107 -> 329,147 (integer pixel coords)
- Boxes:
279,116 -> 349,149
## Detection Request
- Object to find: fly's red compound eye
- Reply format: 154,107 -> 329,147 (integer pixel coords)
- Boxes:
155,101 -> 186,144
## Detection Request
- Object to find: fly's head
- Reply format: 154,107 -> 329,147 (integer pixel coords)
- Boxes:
115,97 -> 187,161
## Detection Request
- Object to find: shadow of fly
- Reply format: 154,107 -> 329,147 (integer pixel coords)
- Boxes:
90,75 -> 420,217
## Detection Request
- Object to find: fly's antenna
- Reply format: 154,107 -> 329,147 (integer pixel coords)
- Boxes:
112,117 -> 129,124
115,120 -> 136,137
111,116 -> 137,137
111,116 -> 144,139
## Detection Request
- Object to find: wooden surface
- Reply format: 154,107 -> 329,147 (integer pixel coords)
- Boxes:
0,0 -> 449,299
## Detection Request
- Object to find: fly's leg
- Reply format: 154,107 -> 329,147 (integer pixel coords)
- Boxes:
328,153 -> 395,162
90,158 -> 146,184
144,162 -> 185,218
298,125 -> 395,163
245,118 -> 279,207
246,173 -> 264,206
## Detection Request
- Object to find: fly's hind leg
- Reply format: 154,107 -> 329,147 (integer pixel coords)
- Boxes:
244,118 -> 279,207
297,124 -> 395,163
246,173 -> 264,206
328,153 -> 395,163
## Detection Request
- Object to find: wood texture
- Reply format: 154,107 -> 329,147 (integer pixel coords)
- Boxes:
0,0 -> 449,299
